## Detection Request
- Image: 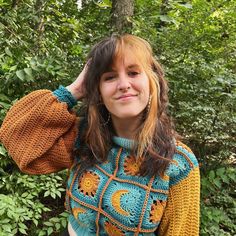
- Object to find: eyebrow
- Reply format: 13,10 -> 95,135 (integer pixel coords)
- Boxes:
127,64 -> 141,70
107,64 -> 141,72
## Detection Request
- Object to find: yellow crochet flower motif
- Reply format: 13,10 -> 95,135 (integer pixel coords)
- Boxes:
160,173 -> 169,181
176,140 -> 193,153
79,171 -> 100,197
150,200 -> 167,224
124,155 -> 142,176
104,221 -> 125,236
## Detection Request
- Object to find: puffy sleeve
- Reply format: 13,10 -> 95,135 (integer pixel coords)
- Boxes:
0,86 -> 78,175
157,142 -> 200,236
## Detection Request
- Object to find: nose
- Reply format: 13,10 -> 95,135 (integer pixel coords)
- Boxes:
117,73 -> 131,91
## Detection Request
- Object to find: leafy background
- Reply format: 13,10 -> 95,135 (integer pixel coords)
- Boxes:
0,0 -> 235,235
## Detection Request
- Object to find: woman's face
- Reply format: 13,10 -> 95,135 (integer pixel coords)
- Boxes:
99,53 -> 150,121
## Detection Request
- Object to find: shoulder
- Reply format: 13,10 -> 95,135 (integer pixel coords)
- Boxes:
166,140 -> 199,186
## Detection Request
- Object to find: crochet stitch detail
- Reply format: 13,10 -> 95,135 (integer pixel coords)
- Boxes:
0,91 -> 200,236
104,221 -> 125,236
123,155 -> 142,176
53,85 -> 77,109
79,171 -> 100,197
150,200 -> 167,223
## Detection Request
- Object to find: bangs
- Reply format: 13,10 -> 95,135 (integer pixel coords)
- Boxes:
113,35 -> 153,72
87,36 -> 117,80
87,34 -> 154,79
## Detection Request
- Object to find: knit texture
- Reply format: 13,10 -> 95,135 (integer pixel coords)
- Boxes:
65,138 -> 199,236
53,85 -> 77,109
0,89 -> 78,174
0,87 -> 200,235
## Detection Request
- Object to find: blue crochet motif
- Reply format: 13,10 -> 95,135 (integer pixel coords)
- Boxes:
53,85 -> 77,109
65,135 -> 198,235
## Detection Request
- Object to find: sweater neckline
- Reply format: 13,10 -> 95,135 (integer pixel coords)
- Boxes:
112,136 -> 135,150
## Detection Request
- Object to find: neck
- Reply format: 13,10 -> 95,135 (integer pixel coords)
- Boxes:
111,115 -> 142,139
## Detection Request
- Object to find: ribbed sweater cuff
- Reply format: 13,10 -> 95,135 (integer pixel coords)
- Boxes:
53,85 -> 77,109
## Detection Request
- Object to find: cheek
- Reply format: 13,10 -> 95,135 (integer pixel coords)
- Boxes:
135,77 -> 150,97
141,79 -> 150,106
99,84 -> 114,104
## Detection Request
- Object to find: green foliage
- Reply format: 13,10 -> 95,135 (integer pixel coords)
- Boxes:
35,212 -> 69,236
0,193 -> 50,235
201,167 -> 236,235
0,148 -> 67,235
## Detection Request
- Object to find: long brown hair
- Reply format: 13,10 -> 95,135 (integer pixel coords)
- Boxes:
75,34 -> 177,176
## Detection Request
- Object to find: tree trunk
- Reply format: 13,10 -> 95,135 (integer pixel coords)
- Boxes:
111,0 -> 134,34
12,0 -> 21,9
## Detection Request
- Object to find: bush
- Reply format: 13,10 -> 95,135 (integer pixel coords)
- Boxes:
200,167 -> 236,236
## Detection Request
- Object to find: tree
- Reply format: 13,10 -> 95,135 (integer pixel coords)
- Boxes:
0,0 -> 235,235
111,0 -> 134,33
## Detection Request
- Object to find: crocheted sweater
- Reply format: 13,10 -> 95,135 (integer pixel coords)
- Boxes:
0,86 -> 200,236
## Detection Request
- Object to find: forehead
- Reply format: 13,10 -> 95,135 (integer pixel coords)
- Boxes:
112,48 -> 143,69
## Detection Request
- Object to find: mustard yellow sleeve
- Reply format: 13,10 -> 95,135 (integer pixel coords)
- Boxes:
158,143 -> 200,236
0,90 -> 78,175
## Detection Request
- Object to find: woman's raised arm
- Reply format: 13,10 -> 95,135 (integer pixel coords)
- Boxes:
0,88 -> 78,174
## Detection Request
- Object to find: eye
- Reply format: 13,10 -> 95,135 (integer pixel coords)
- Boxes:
104,75 -> 115,81
128,71 -> 140,77
101,73 -> 117,81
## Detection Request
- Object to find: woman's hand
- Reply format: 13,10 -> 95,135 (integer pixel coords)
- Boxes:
66,62 -> 89,100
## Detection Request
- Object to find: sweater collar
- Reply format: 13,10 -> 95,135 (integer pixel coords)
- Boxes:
112,136 -> 136,150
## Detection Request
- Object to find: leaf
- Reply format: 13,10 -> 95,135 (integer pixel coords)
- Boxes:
19,227 -> 27,235
216,168 -> 225,176
0,93 -> 11,102
9,65 -> 17,71
12,228 -> 18,234
0,219 -> 10,224
33,219 -> 38,226
38,231 -> 46,236
18,223 -> 28,230
21,192 -> 28,198
213,178 -> 221,188
0,101 -> 11,109
159,15 -> 173,22
209,170 -> 215,180
44,191 -> 50,197
16,70 -> 25,81
61,219 -> 67,228
221,175 -> 229,184
0,146 -> 7,156
2,224 -> 12,232
50,217 -> 60,223
55,223 -> 61,231
24,68 -> 33,77
44,222 -> 53,227
56,191 -> 61,198
5,48 -> 12,57
47,227 -> 54,235
51,192 -> 56,199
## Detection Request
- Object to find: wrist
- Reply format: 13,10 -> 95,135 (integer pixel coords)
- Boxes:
66,84 -> 83,100
53,86 -> 77,109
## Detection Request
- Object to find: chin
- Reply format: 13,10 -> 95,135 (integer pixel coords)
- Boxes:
114,112 -> 143,120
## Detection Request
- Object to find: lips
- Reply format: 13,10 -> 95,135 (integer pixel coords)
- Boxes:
116,94 -> 138,100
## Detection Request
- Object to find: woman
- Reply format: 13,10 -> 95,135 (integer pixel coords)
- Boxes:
0,34 -> 200,236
